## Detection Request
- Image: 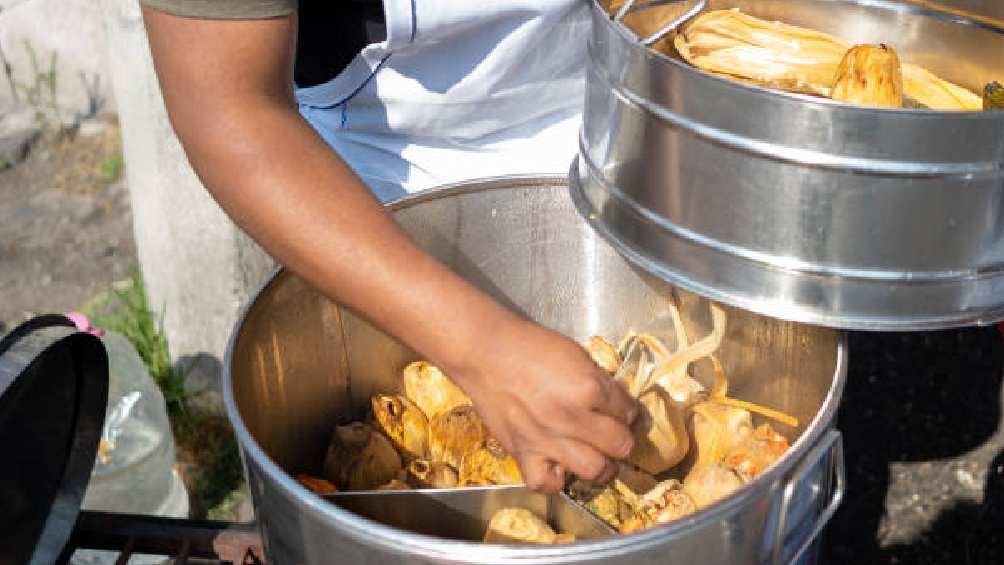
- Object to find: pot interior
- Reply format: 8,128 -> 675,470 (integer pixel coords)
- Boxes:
229,178 -> 841,499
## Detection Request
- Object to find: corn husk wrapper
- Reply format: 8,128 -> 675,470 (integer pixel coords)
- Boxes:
682,463 -> 745,509
725,423 -> 790,480
402,361 -> 471,419
831,44 -> 903,108
429,404 -> 490,469
567,463 -> 658,530
648,304 -> 726,403
626,388 -> 690,474
615,462 -> 659,494
583,335 -> 622,374
674,9 -> 982,110
689,401 -> 754,467
371,394 -> 430,461
568,479 -> 626,529
406,459 -> 459,489
459,438 -> 523,486
902,64 -> 982,110
618,479 -> 697,533
322,422 -> 403,491
673,9 -> 849,96
483,508 -> 573,544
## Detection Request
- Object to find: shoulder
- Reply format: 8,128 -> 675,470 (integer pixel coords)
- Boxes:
140,0 -> 296,20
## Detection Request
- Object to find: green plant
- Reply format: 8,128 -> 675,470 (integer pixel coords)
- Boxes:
82,271 -> 246,520
97,155 -> 124,182
16,40 -> 63,132
84,270 -> 189,416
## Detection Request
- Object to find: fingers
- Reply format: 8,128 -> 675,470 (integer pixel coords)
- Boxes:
518,433 -> 618,491
518,451 -> 565,493
568,366 -> 638,427
569,411 -> 635,460
546,436 -> 619,484
541,373 -> 636,459
592,371 -> 640,425
511,414 -> 620,489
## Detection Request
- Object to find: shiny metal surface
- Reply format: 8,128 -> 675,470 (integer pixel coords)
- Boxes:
574,0 -> 1004,330
772,430 -> 844,564
0,316 -> 109,565
225,176 -> 847,564
324,486 -> 615,541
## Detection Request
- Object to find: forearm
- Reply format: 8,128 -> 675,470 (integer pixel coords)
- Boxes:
176,101 -> 521,376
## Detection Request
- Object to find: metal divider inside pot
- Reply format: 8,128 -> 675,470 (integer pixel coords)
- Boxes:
321,486 -> 615,542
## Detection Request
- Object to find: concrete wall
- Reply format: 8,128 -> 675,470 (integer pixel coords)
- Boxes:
99,0 -> 275,398
0,0 -> 115,119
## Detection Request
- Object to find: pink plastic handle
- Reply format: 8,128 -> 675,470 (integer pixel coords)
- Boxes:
64,312 -> 105,337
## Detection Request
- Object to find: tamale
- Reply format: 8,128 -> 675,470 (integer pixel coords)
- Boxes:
402,361 -> 471,419
371,393 -> 430,461
831,44 -> 903,108
725,423 -> 790,480
673,9 -> 850,96
322,422 -> 403,491
428,404 -> 490,469
406,459 -> 459,489
458,438 -> 523,486
673,9 -> 981,110
902,64 -> 982,110
689,401 -> 753,467
626,388 -> 690,474
682,463 -> 745,509
483,508 -> 568,544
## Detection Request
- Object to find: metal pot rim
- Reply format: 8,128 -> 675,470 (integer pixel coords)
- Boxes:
592,0 -> 1004,120
223,175 -> 848,561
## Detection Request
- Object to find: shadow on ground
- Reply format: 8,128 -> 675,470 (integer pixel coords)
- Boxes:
171,353 -> 249,521
822,328 -> 1004,564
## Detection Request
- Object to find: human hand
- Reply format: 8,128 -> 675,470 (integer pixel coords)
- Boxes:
444,319 -> 639,493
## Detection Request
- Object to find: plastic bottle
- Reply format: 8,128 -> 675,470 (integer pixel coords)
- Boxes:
67,315 -> 188,565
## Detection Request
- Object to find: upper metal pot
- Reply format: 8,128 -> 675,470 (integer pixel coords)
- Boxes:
572,0 -> 1004,330
225,176 -> 846,564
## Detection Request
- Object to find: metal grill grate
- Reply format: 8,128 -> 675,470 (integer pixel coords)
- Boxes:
56,511 -> 265,565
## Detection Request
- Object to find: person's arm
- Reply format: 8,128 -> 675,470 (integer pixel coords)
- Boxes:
141,7 -> 637,491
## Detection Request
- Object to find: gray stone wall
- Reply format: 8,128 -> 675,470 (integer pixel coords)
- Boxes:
0,0 -> 114,119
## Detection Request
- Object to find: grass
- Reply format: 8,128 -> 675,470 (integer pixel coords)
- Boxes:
96,155 -> 124,182
85,272 -> 188,417
16,40 -> 64,133
84,270 -> 247,520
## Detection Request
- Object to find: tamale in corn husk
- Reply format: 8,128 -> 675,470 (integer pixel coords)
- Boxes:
673,9 -> 982,110
831,44 -> 904,108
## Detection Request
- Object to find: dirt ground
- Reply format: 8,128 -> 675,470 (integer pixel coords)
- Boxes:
0,122 -> 249,521
0,117 -> 135,330
2,122 -> 1002,562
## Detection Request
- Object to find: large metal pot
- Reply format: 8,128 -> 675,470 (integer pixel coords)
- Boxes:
572,0 -> 1004,331
225,176 -> 846,564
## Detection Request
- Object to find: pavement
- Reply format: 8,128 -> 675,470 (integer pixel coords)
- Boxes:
822,328 -> 1004,564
